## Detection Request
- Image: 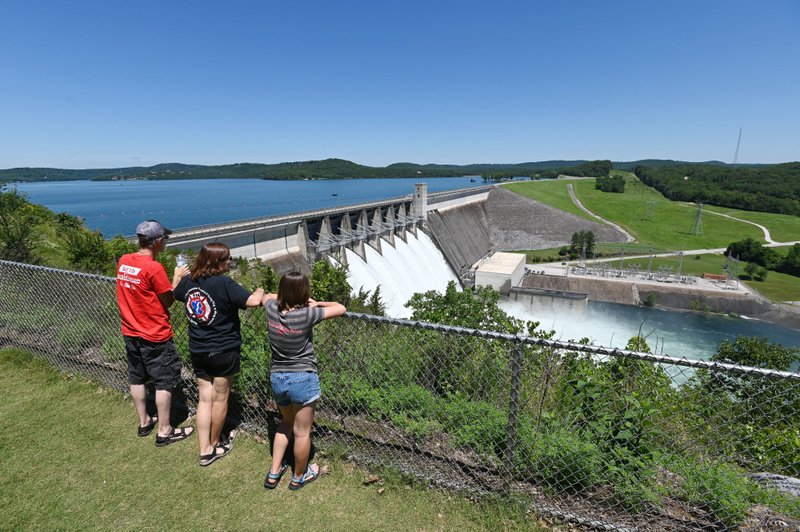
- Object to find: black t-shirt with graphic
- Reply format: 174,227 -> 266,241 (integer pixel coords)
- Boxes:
174,274 -> 251,353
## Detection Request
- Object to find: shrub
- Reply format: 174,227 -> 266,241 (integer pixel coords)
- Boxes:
516,425 -> 604,492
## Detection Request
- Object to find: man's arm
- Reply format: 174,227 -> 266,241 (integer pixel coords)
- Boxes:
158,266 -> 187,309
157,290 -> 175,309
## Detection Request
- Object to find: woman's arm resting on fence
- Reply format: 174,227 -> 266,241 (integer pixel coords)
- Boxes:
245,288 -> 265,308
311,301 -> 347,320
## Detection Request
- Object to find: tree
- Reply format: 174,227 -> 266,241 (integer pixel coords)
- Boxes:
310,261 -> 352,304
569,230 -> 596,258
779,243 -> 800,276
743,262 -> 757,279
62,230 -> 113,274
0,189 -> 41,263
407,281 -> 526,333
595,174 -> 625,193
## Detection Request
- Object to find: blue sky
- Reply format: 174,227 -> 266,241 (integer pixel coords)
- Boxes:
1,1 -> 798,168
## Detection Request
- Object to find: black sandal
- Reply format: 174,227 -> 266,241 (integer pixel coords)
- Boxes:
137,416 -> 158,437
155,426 -> 194,447
199,442 -> 232,466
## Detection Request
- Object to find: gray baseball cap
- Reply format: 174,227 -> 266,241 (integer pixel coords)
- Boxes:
135,219 -> 173,239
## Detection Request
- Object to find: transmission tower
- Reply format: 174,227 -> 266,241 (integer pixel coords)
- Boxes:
643,200 -> 655,222
676,251 -> 684,282
733,127 -> 743,165
690,203 -> 704,235
579,242 -> 587,269
646,245 -> 654,279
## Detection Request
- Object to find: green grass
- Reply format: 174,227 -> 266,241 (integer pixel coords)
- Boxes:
0,348 -> 545,531
505,174 -> 768,250
570,175 -> 763,250
704,206 -> 800,244
502,180 -> 590,219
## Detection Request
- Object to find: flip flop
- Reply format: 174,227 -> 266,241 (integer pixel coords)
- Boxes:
155,426 -> 194,447
288,464 -> 319,491
137,416 -> 158,437
199,442 -> 232,466
264,464 -> 288,489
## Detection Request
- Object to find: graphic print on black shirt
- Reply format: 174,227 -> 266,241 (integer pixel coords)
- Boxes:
185,287 -> 218,326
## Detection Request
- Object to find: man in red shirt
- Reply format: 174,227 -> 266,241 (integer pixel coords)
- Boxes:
116,220 -> 194,446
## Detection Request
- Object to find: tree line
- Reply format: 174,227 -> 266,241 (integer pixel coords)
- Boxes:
725,237 -> 800,280
1,159 -> 598,183
3,158 -> 743,184
635,163 -> 800,215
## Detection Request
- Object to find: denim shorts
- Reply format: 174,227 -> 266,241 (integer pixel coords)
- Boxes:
270,371 -> 321,407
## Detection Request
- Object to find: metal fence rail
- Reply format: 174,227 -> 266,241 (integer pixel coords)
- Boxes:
1,260 -> 798,531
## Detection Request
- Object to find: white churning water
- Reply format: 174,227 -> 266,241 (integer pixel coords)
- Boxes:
344,231 -> 459,318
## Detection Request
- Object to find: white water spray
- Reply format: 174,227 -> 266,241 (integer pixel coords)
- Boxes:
345,232 -> 459,318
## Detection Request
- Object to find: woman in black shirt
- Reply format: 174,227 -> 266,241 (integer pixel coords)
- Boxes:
174,243 -> 264,466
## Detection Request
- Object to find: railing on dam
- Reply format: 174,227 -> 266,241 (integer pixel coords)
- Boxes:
160,185 -> 494,241
1,259 -> 798,530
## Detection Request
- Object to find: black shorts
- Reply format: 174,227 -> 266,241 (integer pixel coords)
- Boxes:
124,336 -> 182,391
191,347 -> 240,380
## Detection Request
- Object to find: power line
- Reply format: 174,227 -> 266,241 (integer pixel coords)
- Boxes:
733,126 -> 743,165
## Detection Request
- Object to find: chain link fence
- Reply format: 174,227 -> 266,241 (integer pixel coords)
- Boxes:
1,259 -> 798,530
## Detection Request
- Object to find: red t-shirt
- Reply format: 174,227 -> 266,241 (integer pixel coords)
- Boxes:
116,253 -> 174,342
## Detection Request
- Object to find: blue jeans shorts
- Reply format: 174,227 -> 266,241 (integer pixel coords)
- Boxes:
270,371 -> 321,407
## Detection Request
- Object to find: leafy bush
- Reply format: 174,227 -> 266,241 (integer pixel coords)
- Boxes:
516,424 -> 604,492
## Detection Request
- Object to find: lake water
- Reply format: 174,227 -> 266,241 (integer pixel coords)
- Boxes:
12,177 -> 484,237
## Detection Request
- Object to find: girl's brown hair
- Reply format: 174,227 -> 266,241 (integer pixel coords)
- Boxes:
190,243 -> 231,280
277,271 -> 310,312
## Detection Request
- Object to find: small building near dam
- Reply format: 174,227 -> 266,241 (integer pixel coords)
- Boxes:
473,252 -> 526,294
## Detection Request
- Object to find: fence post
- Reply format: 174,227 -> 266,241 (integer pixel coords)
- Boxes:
504,335 -> 523,480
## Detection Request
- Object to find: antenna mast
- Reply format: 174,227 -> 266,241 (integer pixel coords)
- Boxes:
733,127 -> 743,164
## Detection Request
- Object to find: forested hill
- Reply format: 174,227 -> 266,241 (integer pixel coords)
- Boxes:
0,157 -> 746,183
0,159 -> 588,182
635,162 -> 800,215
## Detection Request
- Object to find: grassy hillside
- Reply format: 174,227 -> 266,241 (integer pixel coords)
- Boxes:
0,348 -> 544,531
503,174 -> 800,302
503,173 -> 763,250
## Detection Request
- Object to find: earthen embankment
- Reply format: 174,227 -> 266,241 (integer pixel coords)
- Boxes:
427,187 -> 628,274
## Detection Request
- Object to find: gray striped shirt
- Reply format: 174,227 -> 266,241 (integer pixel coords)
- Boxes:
266,299 -> 325,373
